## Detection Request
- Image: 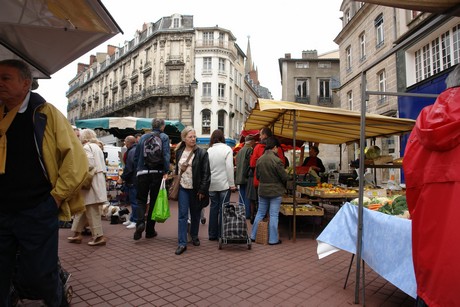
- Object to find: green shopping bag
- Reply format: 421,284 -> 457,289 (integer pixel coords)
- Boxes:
151,178 -> 170,223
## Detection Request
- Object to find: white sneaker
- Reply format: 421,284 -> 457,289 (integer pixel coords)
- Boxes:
126,222 -> 136,229
122,219 -> 131,226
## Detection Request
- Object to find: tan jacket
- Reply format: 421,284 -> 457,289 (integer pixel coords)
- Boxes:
81,142 -> 108,205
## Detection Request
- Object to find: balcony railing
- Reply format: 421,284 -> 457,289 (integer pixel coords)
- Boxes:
79,84 -> 192,119
195,39 -> 237,56
295,96 -> 310,104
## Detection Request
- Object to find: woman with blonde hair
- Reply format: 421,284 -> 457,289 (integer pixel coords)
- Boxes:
173,127 -> 210,255
67,128 -> 108,246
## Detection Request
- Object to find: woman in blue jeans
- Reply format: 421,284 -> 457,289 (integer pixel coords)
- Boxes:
207,129 -> 237,240
174,127 -> 210,255
250,137 -> 288,245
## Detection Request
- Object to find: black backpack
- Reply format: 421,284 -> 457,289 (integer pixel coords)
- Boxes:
143,132 -> 163,169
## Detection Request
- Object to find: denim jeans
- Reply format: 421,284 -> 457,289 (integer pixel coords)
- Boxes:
126,184 -> 138,223
178,187 -> 201,246
208,190 -> 231,239
250,195 -> 281,244
0,195 -> 63,307
238,184 -> 250,218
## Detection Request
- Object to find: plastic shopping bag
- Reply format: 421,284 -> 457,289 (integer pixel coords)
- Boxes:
151,178 -> 170,223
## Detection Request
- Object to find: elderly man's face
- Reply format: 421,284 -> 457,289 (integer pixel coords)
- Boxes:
0,65 -> 31,108
124,138 -> 134,148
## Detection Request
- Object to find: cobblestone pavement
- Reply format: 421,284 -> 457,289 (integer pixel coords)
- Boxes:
54,194 -> 414,307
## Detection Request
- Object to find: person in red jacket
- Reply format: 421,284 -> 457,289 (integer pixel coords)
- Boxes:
250,127 -> 286,188
404,64 -> 460,307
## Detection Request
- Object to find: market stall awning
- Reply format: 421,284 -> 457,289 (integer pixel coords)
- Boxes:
243,99 -> 416,145
75,117 -> 185,144
358,0 -> 460,16
0,0 -> 122,78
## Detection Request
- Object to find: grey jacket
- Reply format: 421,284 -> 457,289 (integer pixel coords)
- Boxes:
255,150 -> 288,198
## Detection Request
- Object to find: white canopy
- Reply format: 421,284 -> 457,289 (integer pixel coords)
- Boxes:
243,99 -> 415,145
0,0 -> 122,78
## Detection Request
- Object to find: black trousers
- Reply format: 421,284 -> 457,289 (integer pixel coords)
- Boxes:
136,172 -> 163,235
0,195 -> 62,307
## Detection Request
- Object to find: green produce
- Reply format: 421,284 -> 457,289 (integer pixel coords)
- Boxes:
378,195 -> 407,215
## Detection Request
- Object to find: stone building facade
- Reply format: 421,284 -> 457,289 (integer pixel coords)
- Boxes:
66,14 -> 258,144
335,0 -> 460,184
279,50 -> 340,107
278,50 -> 341,172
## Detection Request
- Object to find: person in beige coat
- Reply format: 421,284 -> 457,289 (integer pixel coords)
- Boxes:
68,129 -> 108,246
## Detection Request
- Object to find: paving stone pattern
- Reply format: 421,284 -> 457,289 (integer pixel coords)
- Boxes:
57,193 -> 415,307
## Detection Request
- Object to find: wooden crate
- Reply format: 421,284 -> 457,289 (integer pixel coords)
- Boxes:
282,197 -> 311,204
280,205 -> 324,216
313,188 -> 344,198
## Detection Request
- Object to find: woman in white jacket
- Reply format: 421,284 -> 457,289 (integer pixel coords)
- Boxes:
207,129 -> 236,240
67,129 -> 108,246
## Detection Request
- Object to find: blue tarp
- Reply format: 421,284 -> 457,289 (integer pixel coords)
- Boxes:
317,203 -> 416,298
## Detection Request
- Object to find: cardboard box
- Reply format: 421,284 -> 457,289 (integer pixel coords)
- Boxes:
296,186 -> 316,196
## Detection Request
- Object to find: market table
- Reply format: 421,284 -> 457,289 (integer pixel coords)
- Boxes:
316,203 -> 416,298
279,199 -> 324,239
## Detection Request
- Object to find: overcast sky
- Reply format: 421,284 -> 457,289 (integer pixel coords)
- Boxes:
36,0 -> 343,116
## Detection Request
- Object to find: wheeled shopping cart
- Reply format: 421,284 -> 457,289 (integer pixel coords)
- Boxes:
218,192 -> 252,250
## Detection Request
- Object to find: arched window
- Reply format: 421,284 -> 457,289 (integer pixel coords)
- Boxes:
202,109 -> 211,135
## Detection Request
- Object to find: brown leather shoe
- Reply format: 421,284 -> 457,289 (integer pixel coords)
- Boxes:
88,236 -> 106,246
67,236 -> 82,244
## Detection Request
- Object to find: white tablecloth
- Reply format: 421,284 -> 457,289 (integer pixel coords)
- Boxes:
316,202 -> 416,298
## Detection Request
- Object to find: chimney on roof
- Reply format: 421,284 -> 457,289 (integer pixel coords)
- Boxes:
77,63 -> 89,74
89,55 -> 96,65
285,53 -> 291,59
107,45 -> 117,56
302,50 -> 318,59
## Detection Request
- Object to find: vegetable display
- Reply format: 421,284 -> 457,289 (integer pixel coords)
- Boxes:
350,195 -> 409,219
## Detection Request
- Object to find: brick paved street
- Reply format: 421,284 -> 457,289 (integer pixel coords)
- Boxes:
55,194 -> 415,307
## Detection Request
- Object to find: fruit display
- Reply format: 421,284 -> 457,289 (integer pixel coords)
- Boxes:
297,182 -> 359,198
313,182 -> 358,198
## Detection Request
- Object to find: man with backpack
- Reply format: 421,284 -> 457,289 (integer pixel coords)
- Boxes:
133,118 -> 170,240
